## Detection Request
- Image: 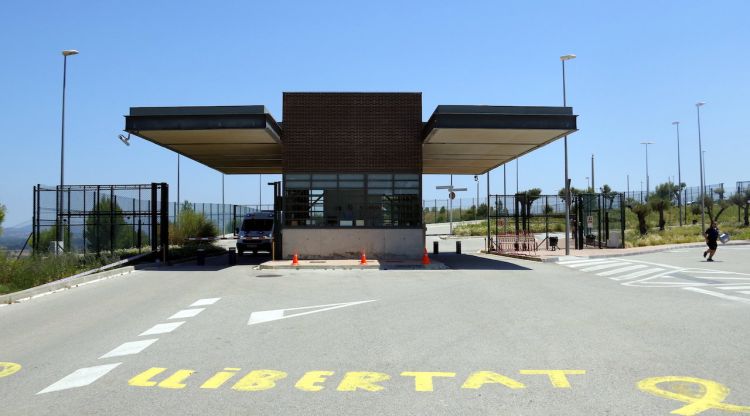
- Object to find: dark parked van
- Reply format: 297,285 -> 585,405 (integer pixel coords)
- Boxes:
236,211 -> 274,255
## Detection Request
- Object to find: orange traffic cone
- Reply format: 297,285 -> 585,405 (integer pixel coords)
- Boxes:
360,250 -> 367,265
292,252 -> 299,266
422,248 -> 430,265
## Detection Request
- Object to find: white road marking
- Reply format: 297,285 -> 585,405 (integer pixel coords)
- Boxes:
169,308 -> 205,319
611,267 -> 665,280
38,363 -> 121,394
190,298 -> 221,307
139,321 -> 185,336
740,291 -> 750,295
565,259 -> 617,268
248,300 -> 377,325
100,339 -> 158,358
579,262 -> 629,272
596,264 -> 648,276
683,287 -> 750,305
716,286 -> 750,291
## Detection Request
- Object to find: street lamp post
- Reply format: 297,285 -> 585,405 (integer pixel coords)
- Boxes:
640,141 -> 654,199
585,177 -> 590,191
561,53 -> 576,255
696,102 -> 706,232
672,121 -> 683,226
57,49 -> 79,254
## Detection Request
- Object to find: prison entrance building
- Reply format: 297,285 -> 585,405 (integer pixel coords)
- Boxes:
124,92 -> 577,259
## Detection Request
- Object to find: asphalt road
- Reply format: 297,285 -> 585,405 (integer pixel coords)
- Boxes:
1,247 -> 749,415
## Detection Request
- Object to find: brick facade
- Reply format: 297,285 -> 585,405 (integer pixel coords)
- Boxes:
281,93 -> 422,173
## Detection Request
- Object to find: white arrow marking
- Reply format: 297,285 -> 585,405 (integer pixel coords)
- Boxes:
248,300 -> 376,325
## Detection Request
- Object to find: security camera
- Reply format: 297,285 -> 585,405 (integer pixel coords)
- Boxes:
118,133 -> 130,146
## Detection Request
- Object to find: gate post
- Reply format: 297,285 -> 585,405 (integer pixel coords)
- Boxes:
150,183 -> 158,255
160,183 -> 169,263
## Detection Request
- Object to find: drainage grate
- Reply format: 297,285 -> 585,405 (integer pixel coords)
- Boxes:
309,260 -> 327,263
256,274 -> 283,278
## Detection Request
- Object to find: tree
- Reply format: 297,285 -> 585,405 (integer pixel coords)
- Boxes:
627,199 -> 651,235
697,195 -> 731,223
713,186 -> 725,201
730,189 -> 750,226
85,197 -> 132,252
0,203 -> 5,237
476,203 -> 488,217
516,188 -> 542,230
649,182 -> 679,231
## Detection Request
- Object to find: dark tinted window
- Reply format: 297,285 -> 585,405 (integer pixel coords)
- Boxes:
241,219 -> 273,232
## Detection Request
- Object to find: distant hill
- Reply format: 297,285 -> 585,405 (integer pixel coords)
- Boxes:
0,224 -> 32,250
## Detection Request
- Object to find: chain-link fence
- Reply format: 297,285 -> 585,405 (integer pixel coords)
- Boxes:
170,203 -> 274,236
33,183 -> 169,258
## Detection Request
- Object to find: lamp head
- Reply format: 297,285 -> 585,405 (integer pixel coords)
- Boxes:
62,50 -> 79,56
696,101 -> 706,107
560,54 -> 577,61
640,141 -> 655,145
672,121 -> 679,125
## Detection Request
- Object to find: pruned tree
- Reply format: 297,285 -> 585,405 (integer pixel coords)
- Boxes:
729,189 -> 750,226
648,182 -> 679,230
627,199 -> 651,235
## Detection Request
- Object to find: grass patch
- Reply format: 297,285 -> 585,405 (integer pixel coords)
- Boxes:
0,242 -> 226,296
0,252 -> 122,295
625,223 -> 750,248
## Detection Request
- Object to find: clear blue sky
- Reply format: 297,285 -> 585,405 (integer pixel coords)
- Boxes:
1,0 -> 748,227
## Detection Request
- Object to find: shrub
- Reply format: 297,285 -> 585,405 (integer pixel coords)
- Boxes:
170,205 -> 218,245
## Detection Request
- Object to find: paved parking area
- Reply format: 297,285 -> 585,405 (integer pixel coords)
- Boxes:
1,248 -> 749,415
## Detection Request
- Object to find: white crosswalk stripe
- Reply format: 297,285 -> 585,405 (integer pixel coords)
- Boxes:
565,260 -> 616,268
579,262 -> 630,272
596,264 -> 648,276
556,256 -> 750,305
611,267 -> 665,280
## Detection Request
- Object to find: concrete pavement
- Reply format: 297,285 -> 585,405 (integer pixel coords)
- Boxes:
1,249 -> 749,415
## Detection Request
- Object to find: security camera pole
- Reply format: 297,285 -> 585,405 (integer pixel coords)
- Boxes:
437,175 -> 467,235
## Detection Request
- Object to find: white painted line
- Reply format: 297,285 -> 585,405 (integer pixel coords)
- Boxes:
565,260 -> 618,268
38,363 -> 121,394
611,267 -> 665,281
248,300 -> 376,325
168,308 -> 205,319
579,262 -> 629,272
558,259 -> 611,266
716,286 -> 750,291
100,339 -> 158,358
740,291 -> 750,295
139,322 -> 185,336
683,287 -> 750,305
190,298 -> 221,307
596,264 -> 648,276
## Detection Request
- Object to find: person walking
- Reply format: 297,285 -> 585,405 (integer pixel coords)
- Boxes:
703,221 -> 720,262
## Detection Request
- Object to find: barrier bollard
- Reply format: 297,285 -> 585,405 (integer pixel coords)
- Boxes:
433,241 -> 439,254
228,247 -> 237,266
456,240 -> 462,255
197,248 -> 205,266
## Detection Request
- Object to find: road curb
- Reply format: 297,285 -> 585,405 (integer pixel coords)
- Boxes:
1,266 -> 137,304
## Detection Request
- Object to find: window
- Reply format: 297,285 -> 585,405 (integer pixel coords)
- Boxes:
283,173 -> 421,228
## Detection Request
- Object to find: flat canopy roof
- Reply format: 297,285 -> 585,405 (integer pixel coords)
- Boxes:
422,105 -> 577,174
125,106 -> 282,174
124,101 -> 576,175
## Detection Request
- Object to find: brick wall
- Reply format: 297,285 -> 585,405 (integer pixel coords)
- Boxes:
282,93 -> 422,173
